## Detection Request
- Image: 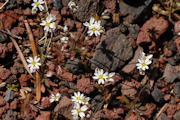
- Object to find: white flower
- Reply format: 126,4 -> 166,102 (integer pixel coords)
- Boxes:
86,110 -> 92,118
61,37 -> 69,44
68,1 -> 78,12
49,93 -> 61,103
93,68 -> 107,84
72,92 -> 85,104
178,32 -> 180,36
84,17 -> 104,36
31,0 -> 45,14
81,96 -> 90,105
40,14 -> 56,33
27,56 -> 41,73
140,52 -> 153,61
136,58 -> 152,71
63,25 -> 68,32
105,72 -> 115,82
71,103 -> 88,119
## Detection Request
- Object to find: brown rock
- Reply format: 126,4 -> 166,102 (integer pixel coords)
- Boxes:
0,96 -> 6,106
19,74 -> 28,87
0,43 -> 8,58
103,0 -> 116,14
174,21 -> 180,34
23,8 -> 32,15
0,66 -> 11,80
137,17 -> 169,45
165,104 -> 177,119
175,37 -> 180,54
64,18 -> 74,29
126,113 -> 145,120
7,42 -> 14,52
91,110 -> 105,120
74,0 -> 99,22
41,97 -> 51,109
91,27 -> 133,71
10,98 -> 18,110
77,78 -> 95,94
104,108 -> 124,119
36,111 -> 50,120
61,72 -> 74,82
122,46 -> 143,74
142,103 -> 156,118
11,27 -> 25,36
121,79 -> 141,99
54,96 -> 74,120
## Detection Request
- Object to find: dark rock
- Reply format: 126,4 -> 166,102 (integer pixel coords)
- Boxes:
119,0 -> 152,24
167,40 -> 177,53
157,113 -> 168,120
91,27 -> 133,71
119,24 -> 128,34
174,82 -> 180,98
173,110 -> 180,120
163,64 -> 180,83
4,110 -> 17,120
74,0 -> 99,22
65,59 -> 84,74
151,88 -> 164,103
168,54 -> 180,65
61,0 -> 71,6
53,0 -> 63,11
0,32 -> 8,43
91,95 -> 104,111
128,24 -> 140,39
4,89 -> 14,102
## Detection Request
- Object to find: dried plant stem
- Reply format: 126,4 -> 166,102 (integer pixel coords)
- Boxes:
7,30 -> 33,77
0,0 -> 9,10
24,20 -> 41,103
155,103 -> 167,119
0,30 -> 22,40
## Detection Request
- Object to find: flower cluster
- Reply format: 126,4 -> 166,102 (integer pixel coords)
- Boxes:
71,92 -> 91,120
27,56 -> 41,73
83,17 -> 104,37
40,14 -> 56,33
31,0 -> 45,14
49,93 -> 61,103
136,52 -> 153,75
68,1 -> 78,12
93,68 -> 115,84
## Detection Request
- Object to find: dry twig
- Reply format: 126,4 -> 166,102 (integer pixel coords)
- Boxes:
0,0 -> 9,10
24,20 -> 41,103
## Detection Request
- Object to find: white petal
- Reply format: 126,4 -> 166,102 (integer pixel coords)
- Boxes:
81,105 -> 88,111
38,5 -> 44,11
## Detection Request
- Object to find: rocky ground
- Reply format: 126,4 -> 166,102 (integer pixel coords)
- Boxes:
0,0 -> 180,120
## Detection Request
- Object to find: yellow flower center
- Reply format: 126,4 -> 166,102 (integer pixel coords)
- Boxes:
82,99 -> 86,103
106,75 -> 110,80
77,108 -> 82,113
35,2 -> 39,6
92,27 -> 97,32
141,62 -> 146,67
45,22 -> 50,27
99,75 -> 103,79
54,96 -> 57,101
76,96 -> 81,101
32,61 -> 36,66
142,56 -> 147,60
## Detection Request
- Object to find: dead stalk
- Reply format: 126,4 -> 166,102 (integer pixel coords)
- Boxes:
24,20 -> 41,103
0,0 -> 9,10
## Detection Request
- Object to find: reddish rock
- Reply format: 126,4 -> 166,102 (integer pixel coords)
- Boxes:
64,18 -> 74,29
165,104 -> 177,119
19,74 -> 28,87
126,113 -> 145,120
61,72 -> 74,82
54,96 -> 74,120
23,8 -> 32,15
0,66 -> 11,80
11,27 -> 25,35
175,37 -> 180,54
10,98 -> 18,110
0,96 -> 6,106
41,97 -> 51,109
77,78 -> 95,94
137,17 -> 168,45
174,21 -> 180,34
142,103 -> 156,118
36,111 -> 50,120
122,46 -> 143,74
121,79 -> 141,99
0,43 -> 8,58
104,108 -> 124,119
91,110 -> 105,120
164,94 -> 171,101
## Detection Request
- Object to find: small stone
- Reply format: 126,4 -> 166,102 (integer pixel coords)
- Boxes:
157,113 -> 168,120
4,89 -> 14,102
53,0 -> 63,10
0,96 -> 6,106
174,82 -> 180,98
77,78 -> 95,94
151,88 -> 164,103
0,66 -> 11,80
173,110 -> 180,120
65,59 -> 84,74
54,96 -> 74,120
91,27 -> 133,71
